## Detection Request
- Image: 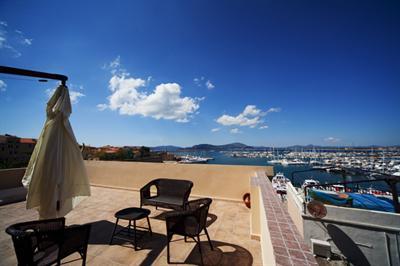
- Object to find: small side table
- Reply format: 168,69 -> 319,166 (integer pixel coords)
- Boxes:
109,207 -> 152,250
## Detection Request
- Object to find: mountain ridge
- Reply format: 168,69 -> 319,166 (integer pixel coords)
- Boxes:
150,143 -> 400,151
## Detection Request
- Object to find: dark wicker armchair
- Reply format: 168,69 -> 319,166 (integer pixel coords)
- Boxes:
140,178 -> 193,210
165,198 -> 213,265
5,217 -> 91,266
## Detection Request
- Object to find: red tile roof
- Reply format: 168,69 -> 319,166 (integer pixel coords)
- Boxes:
19,138 -> 36,144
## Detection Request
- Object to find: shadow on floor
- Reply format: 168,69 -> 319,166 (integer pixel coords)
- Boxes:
169,239 -> 253,266
151,210 -> 218,228
88,220 -> 167,266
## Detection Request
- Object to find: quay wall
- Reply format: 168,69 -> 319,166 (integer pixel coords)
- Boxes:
286,182 -> 304,237
286,182 -> 400,265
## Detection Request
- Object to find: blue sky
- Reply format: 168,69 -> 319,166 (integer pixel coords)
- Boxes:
0,1 -> 399,147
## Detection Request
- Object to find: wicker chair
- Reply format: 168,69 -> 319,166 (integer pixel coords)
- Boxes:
165,198 -> 213,265
5,217 -> 91,266
140,178 -> 193,210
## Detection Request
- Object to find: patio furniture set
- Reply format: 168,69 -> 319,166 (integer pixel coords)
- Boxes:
5,178 -> 214,265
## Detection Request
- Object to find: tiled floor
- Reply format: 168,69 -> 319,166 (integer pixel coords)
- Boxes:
252,175 -> 317,266
0,186 -> 261,266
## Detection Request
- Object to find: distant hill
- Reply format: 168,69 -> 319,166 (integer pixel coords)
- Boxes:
150,145 -> 183,152
151,143 -> 400,152
188,142 -> 254,151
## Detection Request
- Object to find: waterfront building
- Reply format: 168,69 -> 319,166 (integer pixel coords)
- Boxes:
0,134 -> 36,169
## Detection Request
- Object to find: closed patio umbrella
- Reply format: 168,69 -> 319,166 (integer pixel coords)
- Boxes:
22,85 -> 90,219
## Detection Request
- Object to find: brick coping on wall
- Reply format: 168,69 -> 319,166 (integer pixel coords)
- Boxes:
253,174 -> 318,266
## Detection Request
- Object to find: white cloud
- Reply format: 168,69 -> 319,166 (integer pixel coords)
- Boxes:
0,22 -> 32,57
211,128 -> 220,132
194,76 -> 215,89
0,35 -> 6,48
216,105 -> 281,129
259,125 -> 268,129
22,38 -> 33,45
0,24 -> 11,51
217,114 -> 261,128
266,107 -> 281,114
243,105 -> 261,116
69,91 -> 85,104
15,30 -> 33,46
46,86 -> 85,105
0,80 -> 7,92
99,57 -> 201,122
102,55 -> 129,76
230,128 -> 241,134
324,137 -> 340,143
216,105 -> 263,128
194,77 -> 204,86
205,80 -> 215,89
109,56 -> 121,68
97,103 -> 108,111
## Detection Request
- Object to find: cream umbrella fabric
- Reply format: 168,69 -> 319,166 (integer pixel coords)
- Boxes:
22,85 -> 90,219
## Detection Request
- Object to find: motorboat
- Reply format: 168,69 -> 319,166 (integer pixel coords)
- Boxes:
272,172 -> 290,194
302,179 -> 320,189
179,155 -> 210,164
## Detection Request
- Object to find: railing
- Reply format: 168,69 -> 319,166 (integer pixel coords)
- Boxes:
291,166 -> 400,213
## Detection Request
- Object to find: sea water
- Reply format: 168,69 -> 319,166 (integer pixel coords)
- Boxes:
174,151 -> 391,191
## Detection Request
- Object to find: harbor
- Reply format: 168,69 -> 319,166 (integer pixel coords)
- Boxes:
173,148 -> 400,214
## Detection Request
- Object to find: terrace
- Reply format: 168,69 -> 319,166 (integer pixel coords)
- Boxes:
0,161 -> 318,265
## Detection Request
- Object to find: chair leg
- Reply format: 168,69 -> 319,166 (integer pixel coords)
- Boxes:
81,248 -> 87,266
109,218 -> 119,245
167,234 -> 172,264
197,235 -> 204,265
133,220 -> 137,250
147,216 -> 152,236
204,228 -> 213,250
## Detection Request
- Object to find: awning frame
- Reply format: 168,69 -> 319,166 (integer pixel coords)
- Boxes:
0,66 -> 68,86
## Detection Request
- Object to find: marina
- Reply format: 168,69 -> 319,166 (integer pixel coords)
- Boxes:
173,149 -> 400,213
173,148 -> 400,182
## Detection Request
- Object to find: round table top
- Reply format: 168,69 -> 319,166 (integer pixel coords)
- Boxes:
114,207 -> 151,220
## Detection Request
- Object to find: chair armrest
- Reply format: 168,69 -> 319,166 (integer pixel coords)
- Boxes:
182,183 -> 193,207
185,199 -> 204,210
140,180 -> 158,200
185,198 -> 212,210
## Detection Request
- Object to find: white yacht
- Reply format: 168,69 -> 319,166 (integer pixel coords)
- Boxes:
272,172 -> 290,193
281,158 -> 307,165
301,179 -> 320,189
179,155 -> 210,164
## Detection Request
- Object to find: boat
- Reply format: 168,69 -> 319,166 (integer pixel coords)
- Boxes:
179,155 -> 210,164
280,159 -> 289,166
268,159 -> 282,164
272,172 -> 290,194
285,158 -> 307,165
302,179 -> 320,189
312,165 -> 327,170
308,189 -> 395,213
